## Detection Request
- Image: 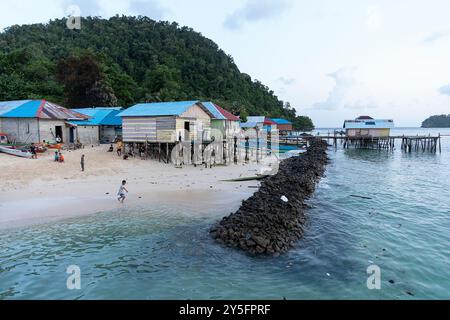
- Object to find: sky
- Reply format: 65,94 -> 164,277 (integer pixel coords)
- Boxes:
1,0 -> 450,127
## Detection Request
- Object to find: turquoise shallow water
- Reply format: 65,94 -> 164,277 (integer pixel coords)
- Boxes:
1,128 -> 449,299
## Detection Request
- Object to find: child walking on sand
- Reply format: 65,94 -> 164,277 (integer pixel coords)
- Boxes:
117,180 -> 128,203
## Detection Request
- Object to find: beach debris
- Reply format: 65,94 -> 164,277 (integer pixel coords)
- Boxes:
281,196 -> 289,203
222,175 -> 269,182
405,291 -> 415,297
350,195 -> 373,200
210,139 -> 329,256
326,273 -> 331,277
389,280 -> 395,284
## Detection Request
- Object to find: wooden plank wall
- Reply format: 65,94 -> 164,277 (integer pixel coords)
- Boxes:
123,117 -> 157,142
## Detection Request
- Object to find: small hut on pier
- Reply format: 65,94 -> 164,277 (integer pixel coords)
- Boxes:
202,102 -> 240,139
270,118 -> 293,136
342,116 -> 395,150
70,107 -> 123,144
343,116 -> 394,137
0,100 -> 88,144
240,116 -> 277,133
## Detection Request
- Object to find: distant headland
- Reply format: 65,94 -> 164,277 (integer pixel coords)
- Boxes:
421,115 -> 450,128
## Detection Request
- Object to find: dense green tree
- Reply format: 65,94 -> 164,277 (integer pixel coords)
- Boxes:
0,16 -> 314,128
56,54 -> 117,107
292,116 -> 315,132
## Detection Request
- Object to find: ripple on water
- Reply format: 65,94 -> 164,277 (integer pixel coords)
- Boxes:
1,135 -> 450,299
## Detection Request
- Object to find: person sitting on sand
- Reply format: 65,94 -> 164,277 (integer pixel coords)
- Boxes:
58,152 -> 65,163
75,139 -> 83,149
108,144 -> 114,152
54,151 -> 59,162
117,180 -> 128,203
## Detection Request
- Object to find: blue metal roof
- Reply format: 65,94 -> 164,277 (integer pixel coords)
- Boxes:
118,101 -> 200,117
202,102 -> 226,120
0,100 -> 43,118
271,118 -> 292,125
71,108 -> 123,126
0,100 -> 32,116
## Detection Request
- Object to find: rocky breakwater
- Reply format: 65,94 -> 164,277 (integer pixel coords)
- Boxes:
210,139 -> 329,256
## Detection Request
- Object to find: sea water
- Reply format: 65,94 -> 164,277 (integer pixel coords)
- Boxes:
1,128 -> 449,299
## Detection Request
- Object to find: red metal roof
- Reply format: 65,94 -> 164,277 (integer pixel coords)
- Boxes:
38,101 -> 88,120
214,103 -> 240,121
356,116 -> 374,120
264,118 -> 277,125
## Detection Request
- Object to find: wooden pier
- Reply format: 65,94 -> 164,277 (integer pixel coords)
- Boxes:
278,134 -> 445,153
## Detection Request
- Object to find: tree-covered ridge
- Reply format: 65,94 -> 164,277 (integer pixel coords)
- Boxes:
0,16 -> 314,130
422,115 -> 450,128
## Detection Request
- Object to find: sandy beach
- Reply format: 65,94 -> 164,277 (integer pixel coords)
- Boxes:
0,146 -> 263,230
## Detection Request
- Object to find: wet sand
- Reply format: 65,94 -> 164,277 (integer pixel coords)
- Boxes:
0,146 -> 262,229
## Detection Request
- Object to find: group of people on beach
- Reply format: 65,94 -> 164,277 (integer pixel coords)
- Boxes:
108,140 -> 135,160
54,151 -> 65,163
29,139 -> 129,204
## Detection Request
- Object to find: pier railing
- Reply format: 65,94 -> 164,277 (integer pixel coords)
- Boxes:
278,133 -> 444,153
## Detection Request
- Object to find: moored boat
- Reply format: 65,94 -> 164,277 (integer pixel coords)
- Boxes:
0,146 -> 32,158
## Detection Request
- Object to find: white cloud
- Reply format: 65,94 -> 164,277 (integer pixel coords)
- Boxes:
128,0 -> 168,20
224,0 -> 291,31
423,30 -> 450,44
278,77 -> 296,86
438,84 -> 450,96
61,0 -> 102,16
366,5 -> 382,31
344,101 -> 378,110
60,0 -> 168,19
312,67 -> 357,110
310,67 -> 379,111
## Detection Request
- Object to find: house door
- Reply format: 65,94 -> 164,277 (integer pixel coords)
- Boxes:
55,126 -> 63,142
69,127 -> 75,143
184,122 -> 190,141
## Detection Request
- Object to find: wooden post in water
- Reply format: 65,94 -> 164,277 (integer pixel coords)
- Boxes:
439,133 -> 442,153
234,136 -> 238,164
245,136 -> 249,163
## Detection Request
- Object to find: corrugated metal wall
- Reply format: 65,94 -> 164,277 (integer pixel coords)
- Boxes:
0,118 -> 40,143
100,127 -> 118,143
77,126 -> 100,145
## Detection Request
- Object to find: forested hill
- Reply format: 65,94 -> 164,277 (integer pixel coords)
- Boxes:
0,16 -> 314,130
422,115 -> 450,128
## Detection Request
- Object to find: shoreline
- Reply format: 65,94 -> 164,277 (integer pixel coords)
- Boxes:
0,145 -> 262,230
